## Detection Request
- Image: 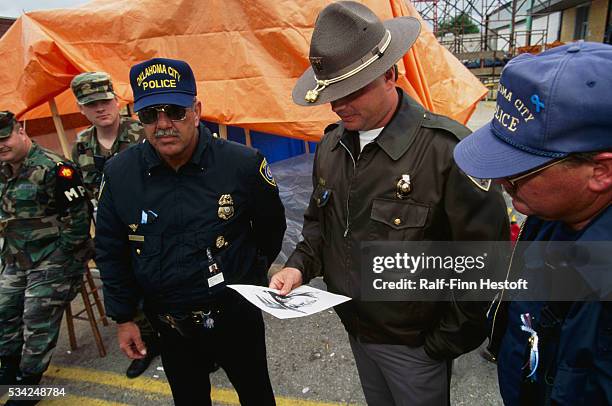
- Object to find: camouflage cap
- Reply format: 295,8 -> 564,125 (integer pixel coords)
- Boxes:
0,111 -> 16,139
70,72 -> 115,105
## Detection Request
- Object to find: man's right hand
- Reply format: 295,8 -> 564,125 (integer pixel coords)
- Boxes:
117,321 -> 147,360
269,267 -> 303,295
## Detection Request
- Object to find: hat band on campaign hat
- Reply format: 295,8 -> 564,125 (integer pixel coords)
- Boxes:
305,29 -> 391,103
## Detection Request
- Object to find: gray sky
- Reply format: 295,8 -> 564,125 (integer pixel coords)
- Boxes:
0,0 -> 90,18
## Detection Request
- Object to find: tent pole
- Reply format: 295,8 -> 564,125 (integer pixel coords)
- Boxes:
304,140 -> 310,154
244,129 -> 252,147
219,124 -> 228,139
48,98 -> 71,158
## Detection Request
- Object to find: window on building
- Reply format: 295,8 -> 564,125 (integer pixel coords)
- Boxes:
574,5 -> 590,40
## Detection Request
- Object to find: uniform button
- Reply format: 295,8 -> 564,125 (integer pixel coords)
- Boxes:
394,218 -> 402,226
136,248 -> 141,255
215,236 -> 225,249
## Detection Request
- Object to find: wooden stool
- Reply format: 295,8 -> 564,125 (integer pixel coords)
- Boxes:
64,266 -> 108,357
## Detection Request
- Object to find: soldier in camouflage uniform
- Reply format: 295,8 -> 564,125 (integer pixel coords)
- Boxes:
0,111 -> 92,404
70,72 -> 144,201
70,73 -> 160,379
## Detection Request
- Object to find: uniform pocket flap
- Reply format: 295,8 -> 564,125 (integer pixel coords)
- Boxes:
370,199 -> 429,230
130,234 -> 161,258
13,184 -> 37,200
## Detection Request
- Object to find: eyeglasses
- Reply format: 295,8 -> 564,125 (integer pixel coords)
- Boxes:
505,157 -> 570,187
137,105 -> 190,125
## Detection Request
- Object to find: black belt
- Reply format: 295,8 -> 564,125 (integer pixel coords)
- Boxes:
158,309 -> 221,338
154,290 -> 241,338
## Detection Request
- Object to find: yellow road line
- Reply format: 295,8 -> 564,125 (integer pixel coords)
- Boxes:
1,393 -> 130,406
41,395 -> 131,405
46,364 -> 343,406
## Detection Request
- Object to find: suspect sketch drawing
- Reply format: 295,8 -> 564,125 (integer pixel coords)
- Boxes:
228,284 -> 351,319
255,290 -> 319,314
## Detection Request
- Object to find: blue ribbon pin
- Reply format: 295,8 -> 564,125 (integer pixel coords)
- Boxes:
531,94 -> 545,113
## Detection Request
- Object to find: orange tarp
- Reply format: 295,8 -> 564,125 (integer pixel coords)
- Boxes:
0,0 -> 485,141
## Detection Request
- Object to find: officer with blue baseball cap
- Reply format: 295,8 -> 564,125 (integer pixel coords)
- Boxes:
96,57 -> 286,405
454,42 -> 612,405
130,58 -> 197,111
454,41 -> 612,179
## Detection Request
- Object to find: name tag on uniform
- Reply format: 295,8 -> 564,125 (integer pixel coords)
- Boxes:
128,234 -> 145,242
208,272 -> 225,288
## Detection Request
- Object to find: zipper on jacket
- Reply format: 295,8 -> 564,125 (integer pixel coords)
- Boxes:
338,140 -> 356,238
489,218 -> 528,343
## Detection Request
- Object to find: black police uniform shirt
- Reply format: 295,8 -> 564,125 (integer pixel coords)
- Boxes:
95,124 -> 286,322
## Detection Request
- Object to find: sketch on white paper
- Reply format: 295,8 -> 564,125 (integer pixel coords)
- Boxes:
228,284 -> 351,319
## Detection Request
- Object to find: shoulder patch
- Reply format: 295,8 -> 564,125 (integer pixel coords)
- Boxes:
259,158 -> 276,187
55,162 -> 87,210
57,164 -> 74,179
466,175 -> 492,192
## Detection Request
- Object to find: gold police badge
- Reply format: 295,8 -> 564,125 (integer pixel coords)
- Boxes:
218,194 -> 234,220
396,174 -> 411,199
218,194 -> 233,206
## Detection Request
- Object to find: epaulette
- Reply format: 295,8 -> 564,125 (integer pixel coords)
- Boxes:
39,146 -> 66,166
120,117 -> 145,143
324,122 -> 341,134
27,146 -> 68,172
421,112 -> 471,140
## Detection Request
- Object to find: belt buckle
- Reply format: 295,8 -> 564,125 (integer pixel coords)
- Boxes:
192,310 -> 214,329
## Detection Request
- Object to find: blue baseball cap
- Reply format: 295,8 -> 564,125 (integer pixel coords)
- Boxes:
129,58 -> 197,112
454,41 -> 612,179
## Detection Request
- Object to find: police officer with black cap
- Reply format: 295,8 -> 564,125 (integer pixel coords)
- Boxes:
95,58 -> 286,405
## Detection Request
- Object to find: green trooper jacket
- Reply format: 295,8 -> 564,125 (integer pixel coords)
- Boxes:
0,142 -> 92,272
71,117 -> 144,200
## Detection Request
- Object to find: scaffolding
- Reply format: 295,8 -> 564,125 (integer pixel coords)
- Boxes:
411,0 -> 561,81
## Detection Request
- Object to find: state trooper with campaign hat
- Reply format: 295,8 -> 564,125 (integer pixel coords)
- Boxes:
95,58 -> 286,405
270,1 -> 509,405
454,41 -> 612,405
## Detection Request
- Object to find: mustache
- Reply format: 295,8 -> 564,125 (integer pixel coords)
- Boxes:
154,129 -> 180,138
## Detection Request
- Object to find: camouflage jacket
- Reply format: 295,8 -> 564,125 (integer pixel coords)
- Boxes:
71,117 -> 144,200
0,143 -> 92,272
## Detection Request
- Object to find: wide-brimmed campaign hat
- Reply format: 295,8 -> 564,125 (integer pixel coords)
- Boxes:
292,1 -> 420,106
454,41 -> 612,179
